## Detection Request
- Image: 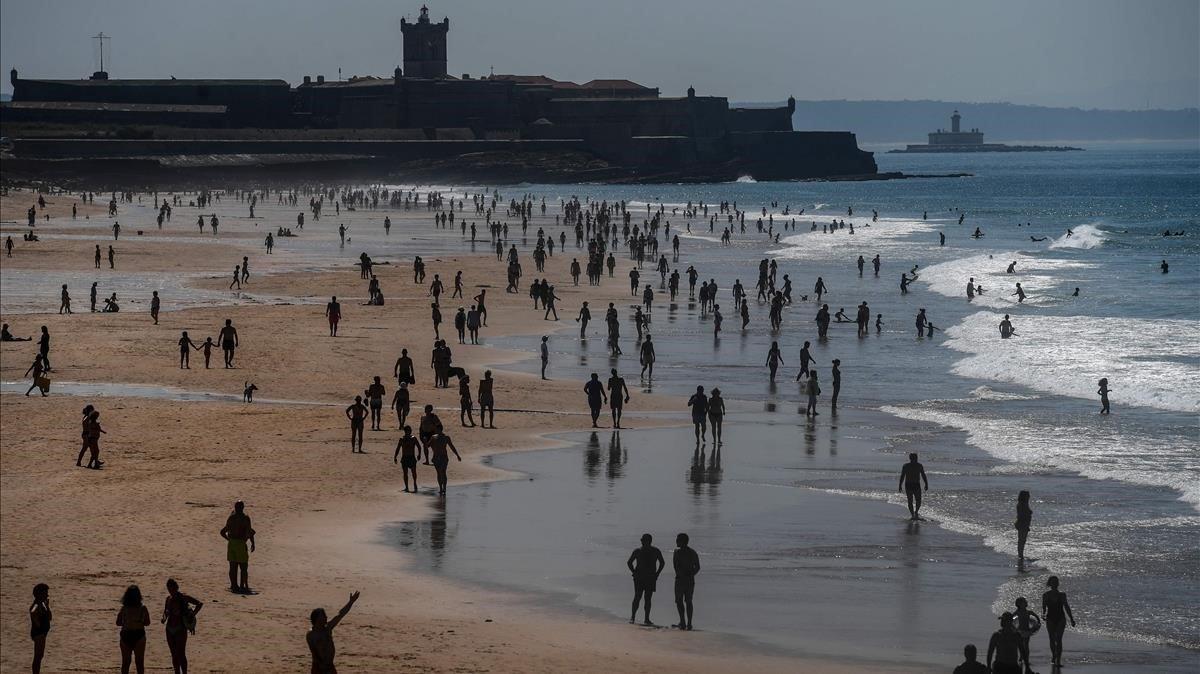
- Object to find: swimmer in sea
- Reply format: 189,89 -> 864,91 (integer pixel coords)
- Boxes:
1097,377 -> 1112,414
999,314 -> 1015,339
1012,283 -> 1026,303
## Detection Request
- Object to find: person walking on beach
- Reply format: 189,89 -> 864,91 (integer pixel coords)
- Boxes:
346,396 -> 368,452
95,244 -> 102,269
585,373 -> 607,427
394,349 -> 415,386
366,377 -> 386,431
428,431 -> 462,495
540,336 -> 550,379
1042,576 -> 1076,668
150,291 -> 161,325
418,405 -> 443,464
220,501 -> 255,594
639,334 -> 656,380
24,354 -> 48,397
59,285 -> 72,314
607,368 -> 631,428
30,583 -> 51,674
796,341 -> 812,381
178,332 -> 198,369
577,301 -> 591,339
307,591 -> 360,674
1015,490 -> 1033,564
898,453 -> 929,520
390,381 -> 411,429
765,341 -> 785,381
80,409 -> 105,468
627,534 -> 665,626
987,612 -> 1029,674
161,578 -> 203,674
431,303 -> 442,340
116,585 -> 150,674
91,282 -> 98,312
708,388 -> 726,445
687,386 -> 709,443
478,371 -> 495,428
672,533 -> 700,631
108,245 -> 116,269
1097,378 -> 1112,415
394,426 -> 420,492
229,265 -> 241,290
325,297 -> 341,337
458,374 -> 475,427
218,319 -> 238,368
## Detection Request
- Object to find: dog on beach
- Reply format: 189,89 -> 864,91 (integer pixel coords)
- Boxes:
243,382 -> 258,403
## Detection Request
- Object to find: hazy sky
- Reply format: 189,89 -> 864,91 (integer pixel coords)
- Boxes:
2,0 -> 1196,109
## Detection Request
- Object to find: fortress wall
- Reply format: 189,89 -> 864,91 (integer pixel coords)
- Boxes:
728,131 -> 877,179
13,80 -> 292,127
727,107 -> 793,133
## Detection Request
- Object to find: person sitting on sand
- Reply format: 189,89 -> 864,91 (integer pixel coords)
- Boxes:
1,323 -> 32,341
307,591 -> 360,674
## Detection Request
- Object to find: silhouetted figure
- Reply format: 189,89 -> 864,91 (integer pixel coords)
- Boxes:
640,335 -> 656,379
1042,576 -> 1076,668
346,396 -> 367,452
1,323 -> 32,341
117,585 -> 150,674
30,583 -> 51,674
220,501 -> 256,594
987,612 -> 1029,674
540,335 -> 550,379
1161,259 -> 1169,274
708,388 -> 726,444
24,355 -> 48,397
830,359 -> 841,411
428,431 -> 462,495
1097,378 -> 1112,415
307,591 -> 360,674
898,453 -> 929,520
325,297 -> 341,337
1015,490 -> 1033,563
805,371 -> 821,416
584,373 -> 607,427
953,644 -> 989,674
178,332 -> 198,369
687,386 -> 709,444
161,578 -> 203,674
150,291 -> 160,325
672,533 -> 700,630
627,534 -> 665,626
366,377 -> 386,431
608,369 -> 631,428
1014,597 -> 1041,674
394,426 -> 420,491
218,320 -> 238,368
478,371 -> 496,428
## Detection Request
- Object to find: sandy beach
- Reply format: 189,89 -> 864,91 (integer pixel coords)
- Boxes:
0,189 -> 895,673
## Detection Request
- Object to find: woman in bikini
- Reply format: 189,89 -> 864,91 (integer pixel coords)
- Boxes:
117,585 -> 151,674
162,578 -> 203,674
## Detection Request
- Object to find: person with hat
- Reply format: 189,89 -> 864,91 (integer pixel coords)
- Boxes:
987,612 -> 1029,674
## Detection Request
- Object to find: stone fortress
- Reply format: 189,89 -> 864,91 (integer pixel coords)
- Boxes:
2,6 -> 878,182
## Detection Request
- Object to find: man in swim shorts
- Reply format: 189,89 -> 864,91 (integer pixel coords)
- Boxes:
626,533 -> 665,626
898,452 -> 929,520
393,425 -> 420,492
219,501 -> 256,594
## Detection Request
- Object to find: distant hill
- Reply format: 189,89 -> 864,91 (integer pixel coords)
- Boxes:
753,100 -> 1199,144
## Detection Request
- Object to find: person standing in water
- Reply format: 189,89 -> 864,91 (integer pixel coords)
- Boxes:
1097,378 -> 1112,414
584,373 -> 607,428
540,335 -> 550,380
220,501 -> 255,594
30,583 -> 51,674
999,314 -> 1015,339
672,533 -> 701,631
427,431 -> 462,495
161,578 -> 203,674
687,386 -> 709,444
765,341 -> 785,381
1015,490 -> 1033,564
805,370 -> 821,416
639,334 -> 656,380
577,301 -> 591,339
306,591 -> 360,674
898,453 -> 929,520
1041,575 -> 1076,668
626,534 -> 665,626
830,359 -> 841,412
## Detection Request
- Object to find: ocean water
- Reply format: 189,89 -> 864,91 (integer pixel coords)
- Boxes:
391,144 -> 1199,666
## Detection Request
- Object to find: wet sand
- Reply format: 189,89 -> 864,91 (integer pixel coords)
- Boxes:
0,189 -> 888,672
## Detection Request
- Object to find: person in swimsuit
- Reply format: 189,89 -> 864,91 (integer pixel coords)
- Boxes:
805,370 -> 821,416
607,369 -> 631,429
82,410 -> 105,469
325,297 -> 341,337
417,405 -> 443,464
672,533 -> 701,631
390,382 -> 411,429
218,320 -> 238,368
765,341 -> 785,381
394,426 -> 420,492
584,373 -> 607,427
178,332 -> 198,369
24,355 -> 48,397
1015,490 -> 1033,563
477,371 -> 495,428
458,374 -> 475,427
898,453 -> 929,520
986,612 -> 1029,674
394,349 -> 415,385
117,585 -> 151,674
639,335 -> 656,379
346,396 -> 368,453
687,386 -> 709,444
540,336 -> 550,380
30,583 -> 51,674
1041,576 -> 1076,667
161,578 -> 203,674
626,534 -> 665,626
150,291 -> 160,325
427,432 -> 462,495
306,591 -> 360,674
707,388 -> 726,445
365,377 -> 386,431
1097,378 -> 1112,415
219,501 -> 256,594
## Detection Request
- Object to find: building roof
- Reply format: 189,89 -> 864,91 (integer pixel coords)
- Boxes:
489,74 -> 581,89
579,79 -> 653,91
19,78 -> 289,87
2,100 -> 227,113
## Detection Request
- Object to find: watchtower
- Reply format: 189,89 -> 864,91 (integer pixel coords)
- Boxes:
400,6 -> 449,79
951,110 -> 961,133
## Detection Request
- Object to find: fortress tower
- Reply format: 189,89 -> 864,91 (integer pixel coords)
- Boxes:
951,110 -> 961,133
400,5 -> 448,79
